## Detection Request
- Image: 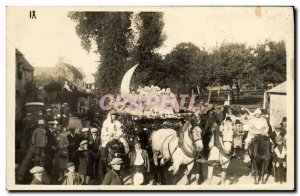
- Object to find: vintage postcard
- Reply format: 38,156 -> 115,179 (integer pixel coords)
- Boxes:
6,6 -> 295,191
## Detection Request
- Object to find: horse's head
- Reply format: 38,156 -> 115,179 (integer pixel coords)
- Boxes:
189,124 -> 203,152
220,123 -> 234,154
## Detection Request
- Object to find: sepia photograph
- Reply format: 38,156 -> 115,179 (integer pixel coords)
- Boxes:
6,6 -> 295,191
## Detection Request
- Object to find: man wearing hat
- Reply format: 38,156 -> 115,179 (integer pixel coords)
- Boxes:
44,109 -> 53,123
30,166 -> 50,185
22,112 -> 35,149
61,106 -> 71,132
128,137 -> 150,185
88,127 -> 101,179
243,108 -> 269,163
199,104 -> 218,158
101,158 -> 124,185
198,100 -> 206,114
32,119 -> 47,166
37,111 -> 45,123
44,121 -> 57,175
67,128 -> 78,164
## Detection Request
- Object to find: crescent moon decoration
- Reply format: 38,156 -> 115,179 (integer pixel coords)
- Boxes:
120,64 -> 139,96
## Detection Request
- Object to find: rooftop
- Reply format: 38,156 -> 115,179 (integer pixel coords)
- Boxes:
268,81 -> 286,94
16,49 -> 34,71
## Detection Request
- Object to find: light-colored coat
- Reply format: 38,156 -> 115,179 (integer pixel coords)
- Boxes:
63,172 -> 80,185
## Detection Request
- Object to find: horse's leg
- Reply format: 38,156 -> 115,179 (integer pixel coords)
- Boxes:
261,160 -> 269,184
207,165 -> 214,184
172,162 -> 180,185
221,161 -> 230,185
158,158 -> 165,185
152,150 -> 161,184
153,150 -> 159,166
253,161 -> 259,184
160,157 -> 165,166
196,162 -> 201,185
261,161 -> 266,184
185,162 -> 194,185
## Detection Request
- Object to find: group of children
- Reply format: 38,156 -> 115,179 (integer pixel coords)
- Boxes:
30,134 -> 151,185
30,139 -> 90,185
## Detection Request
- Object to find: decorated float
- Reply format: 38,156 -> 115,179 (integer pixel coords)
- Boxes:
110,64 -> 193,150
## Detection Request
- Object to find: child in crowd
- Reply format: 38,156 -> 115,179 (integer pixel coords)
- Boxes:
273,135 -> 286,183
129,137 -> 150,185
102,158 -> 124,185
63,162 -> 80,185
75,140 -> 90,185
232,119 -> 244,158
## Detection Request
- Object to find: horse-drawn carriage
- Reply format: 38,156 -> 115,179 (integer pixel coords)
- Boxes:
101,64 -> 276,185
100,64 -> 206,184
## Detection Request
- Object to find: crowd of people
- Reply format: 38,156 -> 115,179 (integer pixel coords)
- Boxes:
19,97 -> 287,186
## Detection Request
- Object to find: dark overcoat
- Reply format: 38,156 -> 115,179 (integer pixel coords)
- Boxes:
101,169 -> 123,185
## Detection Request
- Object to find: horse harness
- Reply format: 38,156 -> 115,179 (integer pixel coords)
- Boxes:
160,125 -> 201,165
160,133 -> 178,160
214,130 -> 233,166
180,127 -> 201,159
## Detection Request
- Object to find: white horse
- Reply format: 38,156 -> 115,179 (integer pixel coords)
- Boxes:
151,121 -> 203,184
206,121 -> 234,185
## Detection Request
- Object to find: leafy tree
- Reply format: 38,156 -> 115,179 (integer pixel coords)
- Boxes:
43,81 -> 62,91
253,40 -> 286,90
163,42 -> 208,94
69,12 -> 134,95
131,12 -> 166,88
210,43 -> 253,102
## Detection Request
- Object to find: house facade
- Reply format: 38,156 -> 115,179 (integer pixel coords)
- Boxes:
268,81 -> 287,127
15,49 -> 34,121
34,58 -> 85,110
34,58 -> 84,88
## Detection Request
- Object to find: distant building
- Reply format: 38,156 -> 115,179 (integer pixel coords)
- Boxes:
15,49 -> 34,121
83,74 -> 95,93
34,57 -> 83,88
34,58 -> 87,113
268,81 -> 286,127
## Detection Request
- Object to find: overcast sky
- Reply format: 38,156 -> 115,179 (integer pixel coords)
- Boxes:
11,7 -> 293,82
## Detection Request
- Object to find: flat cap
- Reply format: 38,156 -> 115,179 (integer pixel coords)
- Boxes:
274,124 -> 282,129
38,120 -> 45,125
48,121 -> 55,125
91,128 -> 98,133
67,162 -> 75,168
30,166 -> 44,174
80,140 -> 88,145
109,158 -> 123,165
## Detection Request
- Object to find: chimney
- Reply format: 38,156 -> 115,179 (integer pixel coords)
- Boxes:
58,57 -> 64,64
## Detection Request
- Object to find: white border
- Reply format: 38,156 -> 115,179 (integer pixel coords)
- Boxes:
1,1 -> 298,195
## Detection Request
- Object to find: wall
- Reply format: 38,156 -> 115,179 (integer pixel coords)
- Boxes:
269,93 -> 287,128
16,69 -> 34,122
